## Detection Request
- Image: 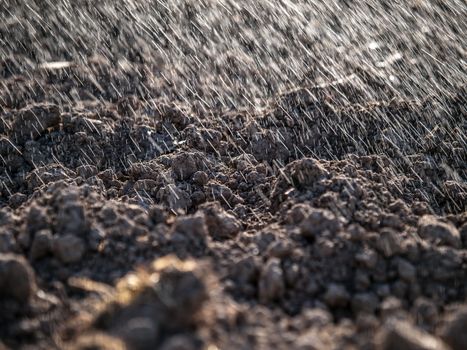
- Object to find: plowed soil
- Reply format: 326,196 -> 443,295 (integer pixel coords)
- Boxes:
0,1 -> 466,349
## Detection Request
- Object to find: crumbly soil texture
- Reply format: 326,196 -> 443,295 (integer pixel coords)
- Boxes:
1,1 -> 466,349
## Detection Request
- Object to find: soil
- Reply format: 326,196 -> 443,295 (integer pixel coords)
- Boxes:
0,1 -> 466,349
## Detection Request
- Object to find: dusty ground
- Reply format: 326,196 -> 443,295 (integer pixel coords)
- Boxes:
0,0 -> 466,349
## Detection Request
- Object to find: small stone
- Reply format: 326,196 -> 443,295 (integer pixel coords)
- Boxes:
53,235 -> 86,264
377,320 -> 448,350
418,215 -> 461,248
440,307 -> 467,350
258,258 -> 285,303
0,253 -> 36,302
323,283 -> 350,307
30,229 -> 53,260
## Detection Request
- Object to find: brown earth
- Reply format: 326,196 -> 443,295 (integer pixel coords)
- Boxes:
0,1 -> 466,349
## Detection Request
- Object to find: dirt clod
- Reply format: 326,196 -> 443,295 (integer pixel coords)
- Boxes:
52,234 -> 86,264
0,253 -> 36,302
323,284 -> 350,308
377,321 -> 449,350
300,209 -> 342,239
10,104 -> 60,144
440,307 -> 467,350
200,202 -> 242,239
30,229 -> 53,261
258,258 -> 285,303
418,216 -> 461,248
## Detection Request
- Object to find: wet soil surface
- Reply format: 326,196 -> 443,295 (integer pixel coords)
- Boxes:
0,1 -> 466,349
